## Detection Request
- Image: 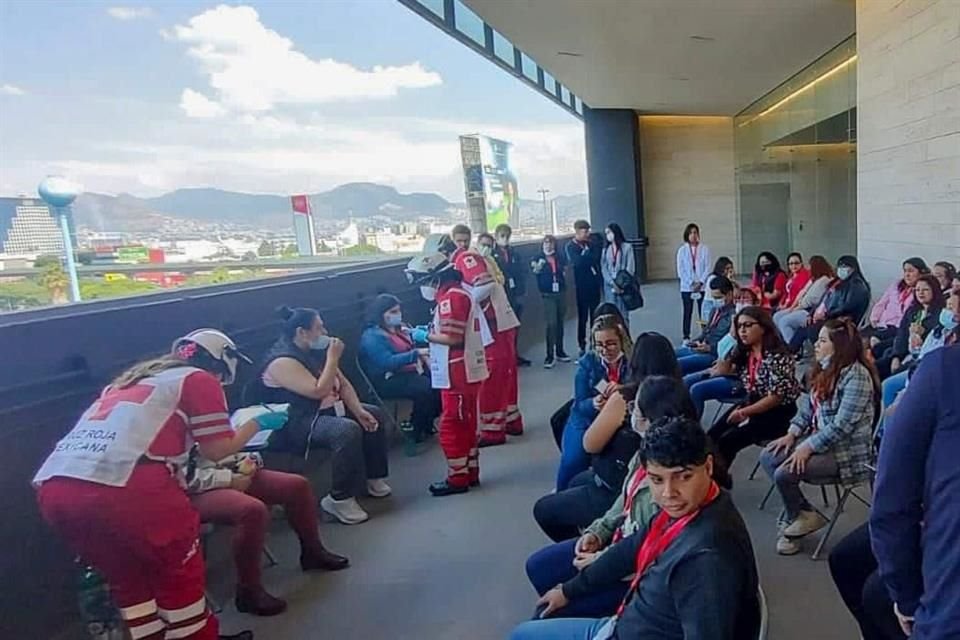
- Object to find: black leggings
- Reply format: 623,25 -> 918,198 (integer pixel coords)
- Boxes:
375,371 -> 440,435
533,471 -> 616,542
828,523 -> 905,640
708,402 -> 797,469
681,292 -> 703,340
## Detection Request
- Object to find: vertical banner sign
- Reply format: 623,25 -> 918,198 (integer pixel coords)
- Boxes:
290,195 -> 317,257
460,135 -> 519,234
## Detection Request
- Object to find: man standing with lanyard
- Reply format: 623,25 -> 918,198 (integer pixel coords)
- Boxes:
565,220 -> 603,358
509,417 -> 759,640
676,223 -> 711,343
493,223 -> 531,368
406,251 -> 489,496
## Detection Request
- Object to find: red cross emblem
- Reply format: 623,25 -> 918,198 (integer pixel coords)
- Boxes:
88,383 -> 155,421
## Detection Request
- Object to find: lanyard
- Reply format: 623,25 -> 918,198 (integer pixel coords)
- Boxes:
611,244 -> 621,268
811,393 -> 821,432
499,247 -> 509,264
689,244 -> 699,277
612,466 -> 649,543
708,306 -> 722,328
746,352 -> 762,391
605,358 -> 622,384
615,482 -> 720,618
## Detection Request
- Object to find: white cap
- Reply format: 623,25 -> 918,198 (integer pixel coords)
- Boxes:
172,328 -> 251,385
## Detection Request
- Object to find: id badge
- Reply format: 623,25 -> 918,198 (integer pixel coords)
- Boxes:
509,277 -> 516,289
552,281 -> 560,293
691,292 -> 702,301
334,400 -> 346,417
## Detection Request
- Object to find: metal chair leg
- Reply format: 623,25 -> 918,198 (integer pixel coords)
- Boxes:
748,457 -> 762,481
759,482 -> 776,510
834,484 -> 843,506
812,488 -> 852,560
820,485 -> 830,507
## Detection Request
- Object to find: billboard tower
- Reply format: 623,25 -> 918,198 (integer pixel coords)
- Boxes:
459,135 -> 519,234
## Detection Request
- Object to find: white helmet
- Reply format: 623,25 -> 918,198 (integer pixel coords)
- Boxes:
405,252 -> 454,285
172,328 -> 251,385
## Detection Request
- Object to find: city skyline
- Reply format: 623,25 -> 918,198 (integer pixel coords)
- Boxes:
0,1 -> 587,202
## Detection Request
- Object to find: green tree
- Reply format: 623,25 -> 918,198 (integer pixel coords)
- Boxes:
342,243 -> 382,256
33,254 -> 62,269
281,243 -> 299,257
257,241 -> 276,257
80,278 -> 159,300
39,262 -> 69,304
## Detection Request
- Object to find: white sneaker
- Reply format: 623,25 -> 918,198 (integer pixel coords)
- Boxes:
783,510 -> 828,538
776,535 -> 801,555
367,478 -> 392,498
320,495 -> 369,525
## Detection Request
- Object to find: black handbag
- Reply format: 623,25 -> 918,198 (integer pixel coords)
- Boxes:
613,269 -> 644,310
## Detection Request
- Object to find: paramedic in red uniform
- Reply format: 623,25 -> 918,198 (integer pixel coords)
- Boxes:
447,226 -> 523,446
34,329 -> 267,640
407,251 -> 489,496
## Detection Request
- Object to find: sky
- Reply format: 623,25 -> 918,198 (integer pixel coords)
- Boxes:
0,0 -> 587,201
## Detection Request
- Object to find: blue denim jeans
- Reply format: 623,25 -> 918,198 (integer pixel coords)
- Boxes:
525,539 -> 628,619
557,415 -> 592,491
684,372 -> 741,417
509,617 -> 611,640
675,347 -> 715,376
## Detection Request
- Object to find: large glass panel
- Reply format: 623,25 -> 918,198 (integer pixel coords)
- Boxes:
520,52 -> 538,82
734,35 -> 857,269
492,30 -> 514,66
453,0 -> 484,45
560,85 -> 571,107
415,0 -> 444,20
542,70 -> 557,96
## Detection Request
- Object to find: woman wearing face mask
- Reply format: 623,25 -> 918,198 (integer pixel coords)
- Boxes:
531,235 -> 571,368
554,315 -> 633,491
880,288 -> 960,419
933,260 -> 957,295
762,319 -> 880,555
35,329 -> 263,640
534,332 -> 677,542
601,222 -> 636,329
788,255 -> 872,355
874,274 -> 945,379
525,377 -> 703,620
359,294 -> 440,444
866,257 -> 929,357
245,306 -> 390,525
751,251 -> 788,310
699,256 -> 736,327
475,232 -> 507,285
705,306 -> 801,470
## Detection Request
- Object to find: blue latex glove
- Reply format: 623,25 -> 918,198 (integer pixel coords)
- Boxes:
410,326 -> 429,345
254,411 -> 288,431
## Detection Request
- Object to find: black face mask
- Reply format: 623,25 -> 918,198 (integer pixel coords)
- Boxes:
760,265 -> 773,273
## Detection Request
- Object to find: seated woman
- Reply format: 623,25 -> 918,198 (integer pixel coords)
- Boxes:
761,319 -> 879,555
874,274 -> 945,379
933,260 -> 957,295
699,256 -> 736,328
359,294 -> 439,443
703,306 -> 801,469
555,315 -> 632,491
751,251 -> 788,310
526,376 -> 697,619
774,255 -> 834,344
675,275 -> 736,375
781,252 -> 812,312
865,257 -> 929,357
187,449 -> 348,616
535,333 -> 680,542
788,255 -> 872,354
245,306 -> 390,525
880,287 -> 958,415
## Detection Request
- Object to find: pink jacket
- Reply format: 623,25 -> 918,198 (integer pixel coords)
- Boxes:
870,280 -> 914,328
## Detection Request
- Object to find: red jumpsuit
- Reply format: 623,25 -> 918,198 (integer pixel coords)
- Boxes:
452,249 -> 522,445
434,282 -> 482,487
35,368 -> 233,640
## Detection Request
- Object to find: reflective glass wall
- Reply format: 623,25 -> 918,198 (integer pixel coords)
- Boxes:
735,36 -> 857,268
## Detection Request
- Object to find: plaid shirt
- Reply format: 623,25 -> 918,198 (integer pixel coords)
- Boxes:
789,362 -> 876,487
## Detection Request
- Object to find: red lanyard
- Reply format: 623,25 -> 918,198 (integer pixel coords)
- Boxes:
746,352 -> 762,391
605,359 -> 622,384
612,466 -> 649,543
546,255 -> 558,277
689,244 -> 699,276
898,287 -> 913,309
615,482 -> 720,618
708,307 -> 722,328
611,244 -> 621,267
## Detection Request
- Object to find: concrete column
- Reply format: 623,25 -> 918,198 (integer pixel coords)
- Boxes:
857,0 -> 960,284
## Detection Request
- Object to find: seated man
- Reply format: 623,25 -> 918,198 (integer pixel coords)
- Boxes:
675,276 -> 736,375
510,417 -> 759,640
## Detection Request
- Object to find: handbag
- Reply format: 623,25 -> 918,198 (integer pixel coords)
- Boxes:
614,269 -> 644,310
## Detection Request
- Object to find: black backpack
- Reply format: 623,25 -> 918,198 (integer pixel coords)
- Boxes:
613,270 -> 644,310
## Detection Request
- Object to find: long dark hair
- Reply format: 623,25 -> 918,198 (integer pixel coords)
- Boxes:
712,256 -> 733,278
365,294 -> 401,328
633,376 -> 697,422
837,255 -> 871,297
277,305 -> 319,340
730,306 -> 788,366
594,302 -> 626,326
811,319 -> 880,402
605,222 -> 627,247
909,274 -> 946,313
682,223 -> 700,244
753,252 -> 784,293
899,257 -> 930,292
626,332 -> 681,384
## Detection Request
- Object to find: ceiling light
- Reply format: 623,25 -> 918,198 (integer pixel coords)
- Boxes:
557,51 -> 583,57
690,35 -> 715,42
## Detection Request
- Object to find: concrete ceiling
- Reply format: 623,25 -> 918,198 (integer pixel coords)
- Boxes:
464,0 -> 855,115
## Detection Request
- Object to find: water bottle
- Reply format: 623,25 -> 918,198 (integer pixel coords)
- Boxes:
400,420 -> 418,457
76,561 -> 124,639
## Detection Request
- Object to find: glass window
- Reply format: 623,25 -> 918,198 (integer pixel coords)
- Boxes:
415,0 -> 444,19
492,30 -> 514,66
520,52 -> 537,82
573,96 -> 582,114
561,85 -> 571,107
542,70 -> 557,96
453,0 -> 485,46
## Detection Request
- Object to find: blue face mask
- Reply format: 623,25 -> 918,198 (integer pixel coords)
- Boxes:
717,333 -> 737,360
384,311 -> 403,328
311,335 -> 331,350
940,308 -> 958,331
818,355 -> 832,370
837,266 -> 853,281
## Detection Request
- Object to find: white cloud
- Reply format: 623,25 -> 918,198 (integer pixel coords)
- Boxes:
171,5 -> 442,113
179,89 -> 227,118
1,83 -> 26,96
107,6 -> 154,21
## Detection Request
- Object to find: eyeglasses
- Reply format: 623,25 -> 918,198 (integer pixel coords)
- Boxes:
596,340 -> 622,350
737,321 -> 760,330
787,261 -> 802,266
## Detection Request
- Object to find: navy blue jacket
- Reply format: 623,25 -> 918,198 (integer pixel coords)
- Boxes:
871,345 -> 960,637
358,325 -> 419,381
531,251 -> 567,295
564,234 -> 603,292
493,244 -> 527,301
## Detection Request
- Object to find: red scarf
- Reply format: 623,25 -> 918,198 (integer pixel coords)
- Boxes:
615,481 -> 721,618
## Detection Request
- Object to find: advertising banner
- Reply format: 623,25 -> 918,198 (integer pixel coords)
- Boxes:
460,135 -> 519,233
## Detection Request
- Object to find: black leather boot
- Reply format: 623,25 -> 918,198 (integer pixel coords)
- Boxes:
235,586 -> 287,617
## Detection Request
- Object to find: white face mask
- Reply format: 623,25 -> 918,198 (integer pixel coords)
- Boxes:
420,284 -> 437,301
311,335 -> 331,350
735,302 -> 747,312
818,355 -> 832,369
837,266 -> 853,281
543,245 -> 555,256
631,406 -> 649,435
606,231 -> 615,243
477,245 -> 492,258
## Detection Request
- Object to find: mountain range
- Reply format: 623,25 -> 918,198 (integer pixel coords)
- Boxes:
72,182 -> 588,233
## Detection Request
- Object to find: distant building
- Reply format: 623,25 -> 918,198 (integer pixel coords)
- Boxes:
290,195 -> 317,257
0,197 -> 74,257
